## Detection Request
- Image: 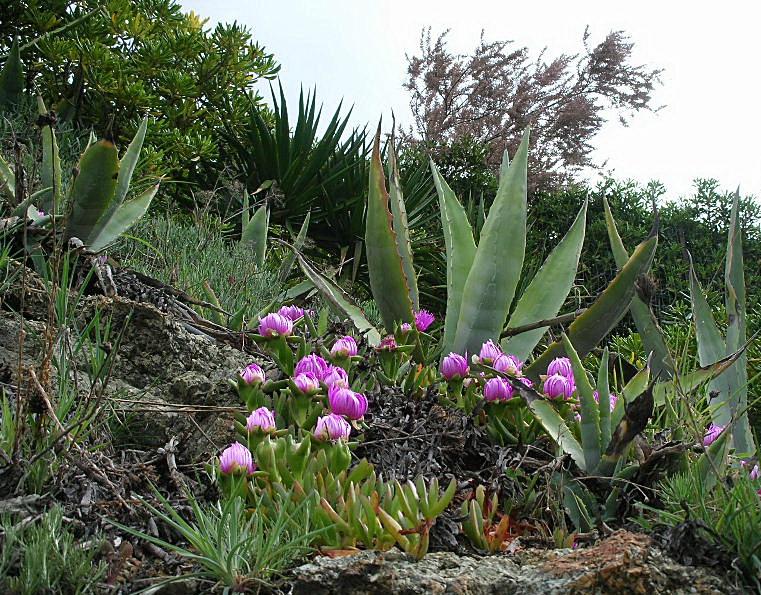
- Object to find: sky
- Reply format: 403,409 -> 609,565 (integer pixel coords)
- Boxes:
182,0 -> 761,201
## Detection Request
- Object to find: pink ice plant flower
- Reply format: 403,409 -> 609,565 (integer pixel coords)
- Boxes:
328,385 -> 368,420
219,442 -> 255,475
278,304 -> 305,322
331,336 -> 358,358
323,365 -> 349,388
246,407 -> 276,433
240,362 -> 266,385
414,309 -> 436,332
703,423 -> 725,447
441,353 -> 470,380
295,354 -> 329,381
258,313 -> 293,338
543,373 -> 574,400
519,376 -> 533,389
378,335 -> 398,350
484,377 -> 513,402
476,340 -> 503,364
593,391 -> 618,411
400,322 -> 413,333
314,413 -> 352,442
293,373 -> 320,394
494,353 -> 523,375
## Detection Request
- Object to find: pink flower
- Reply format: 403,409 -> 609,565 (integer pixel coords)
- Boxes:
219,442 -> 255,475
703,423 -> 725,447
547,357 -> 574,380
414,310 -> 435,332
240,362 -> 265,385
484,377 -> 513,402
328,385 -> 368,420
519,376 -> 533,389
323,365 -> 349,388
400,323 -> 413,333
258,313 -> 293,338
378,335 -> 397,351
314,413 -> 352,442
331,336 -> 358,358
293,373 -> 320,394
544,374 -> 574,400
593,391 -> 618,411
295,354 -> 329,381
441,352 -> 469,380
246,407 -> 276,433
278,304 -> 305,322
476,340 -> 502,364
741,460 -> 760,480
494,353 -> 522,375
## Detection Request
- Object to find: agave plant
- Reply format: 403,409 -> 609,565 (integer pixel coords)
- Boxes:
0,39 -> 24,110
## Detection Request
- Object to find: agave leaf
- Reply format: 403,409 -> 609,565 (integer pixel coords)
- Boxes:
365,125 -> 414,330
36,97 -> 61,212
453,129 -> 529,356
0,152 -> 14,199
431,160 -> 476,355
526,234 -> 658,381
278,211 -> 311,283
387,134 -> 419,311
611,365 -> 650,430
65,140 -> 119,244
241,189 -> 250,230
597,349 -> 612,451
292,249 -> 380,346
562,334 -> 600,471
242,203 -> 269,268
502,200 -> 587,360
530,400 -> 585,470
0,39 -> 24,109
113,117 -> 148,206
87,184 -> 158,253
603,196 -> 673,379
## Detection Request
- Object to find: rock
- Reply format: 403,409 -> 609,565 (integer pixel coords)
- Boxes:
288,531 -> 738,595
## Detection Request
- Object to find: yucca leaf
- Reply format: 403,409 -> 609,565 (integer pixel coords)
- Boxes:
562,334 -> 600,471
292,248 -> 380,346
526,233 -> 658,381
242,203 -> 269,268
387,134 -> 419,311
65,140 -> 119,243
453,129 -> 529,356
597,348 -> 612,451
603,196 -> 673,379
278,211 -> 310,283
502,200 -> 587,360
36,97 -> 61,212
0,39 -> 24,109
87,184 -> 158,252
365,125 -> 414,330
431,160 -> 476,355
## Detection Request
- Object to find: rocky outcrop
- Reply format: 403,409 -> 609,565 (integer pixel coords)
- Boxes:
289,531 -> 738,595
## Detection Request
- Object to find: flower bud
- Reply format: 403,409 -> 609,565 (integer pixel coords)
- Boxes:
240,362 -> 266,385
219,442 -> 255,475
547,357 -> 574,380
278,304 -> 305,322
378,335 -> 397,351
328,385 -> 368,420
246,407 -> 276,433
323,365 -> 349,388
543,374 -> 574,400
519,376 -> 533,389
484,377 -> 513,402
441,352 -> 469,380
331,335 -> 358,358
314,413 -> 352,442
703,423 -> 725,447
494,353 -> 522,375
295,354 -> 329,381
400,322 -> 413,333
293,373 -> 320,394
476,340 -> 502,364
258,313 -> 293,338
414,309 -> 435,332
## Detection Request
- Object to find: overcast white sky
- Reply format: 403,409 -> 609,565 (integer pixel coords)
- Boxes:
183,0 -> 760,200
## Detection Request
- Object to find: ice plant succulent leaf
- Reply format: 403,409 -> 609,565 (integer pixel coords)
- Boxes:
452,129 -> 529,357
525,233 -> 658,382
502,200 -> 587,361
603,195 -> 674,379
365,124 -> 414,330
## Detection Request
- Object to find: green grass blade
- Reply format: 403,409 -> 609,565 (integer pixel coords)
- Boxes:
365,125 -> 414,330
502,200 -> 586,360
293,249 -> 380,346
526,233 -> 658,381
603,196 -> 674,379
242,203 -> 269,268
387,134 -> 419,311
453,129 -> 529,356
597,348 -> 612,451
431,160 -> 476,355
88,184 -> 158,252
65,140 -> 119,243
36,96 -> 61,212
562,333 -> 600,471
